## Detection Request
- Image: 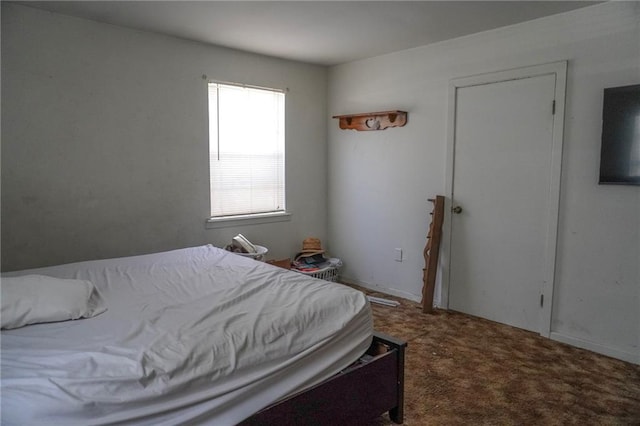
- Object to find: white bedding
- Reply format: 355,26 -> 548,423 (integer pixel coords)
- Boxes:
1,245 -> 373,425
1,275 -> 107,329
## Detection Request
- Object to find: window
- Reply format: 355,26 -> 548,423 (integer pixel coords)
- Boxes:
208,82 -> 285,219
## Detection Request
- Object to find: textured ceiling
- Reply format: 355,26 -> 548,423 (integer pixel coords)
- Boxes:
21,1 -> 600,66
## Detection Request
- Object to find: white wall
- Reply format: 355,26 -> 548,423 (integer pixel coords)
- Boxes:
1,4 -> 328,270
328,2 -> 639,363
3,2 -> 638,364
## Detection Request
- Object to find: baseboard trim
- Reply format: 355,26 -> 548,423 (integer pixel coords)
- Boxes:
339,276 -> 422,303
550,331 -> 639,365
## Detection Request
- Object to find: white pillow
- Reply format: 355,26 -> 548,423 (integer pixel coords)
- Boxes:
1,275 -> 107,329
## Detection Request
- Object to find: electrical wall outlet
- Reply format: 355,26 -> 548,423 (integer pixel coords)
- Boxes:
394,248 -> 403,262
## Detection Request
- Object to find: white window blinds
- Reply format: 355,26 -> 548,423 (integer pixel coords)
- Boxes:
208,82 -> 285,218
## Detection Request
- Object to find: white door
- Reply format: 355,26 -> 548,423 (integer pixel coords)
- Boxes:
445,63 -> 566,334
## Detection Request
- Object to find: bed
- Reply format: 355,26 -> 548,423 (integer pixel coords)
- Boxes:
1,244 -> 405,425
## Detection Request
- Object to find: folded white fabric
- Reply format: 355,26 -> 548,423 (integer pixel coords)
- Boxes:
1,274 -> 107,329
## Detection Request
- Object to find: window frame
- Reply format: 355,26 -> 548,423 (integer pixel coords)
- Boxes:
205,81 -> 290,227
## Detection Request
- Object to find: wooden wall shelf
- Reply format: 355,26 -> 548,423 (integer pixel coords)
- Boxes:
333,110 -> 407,131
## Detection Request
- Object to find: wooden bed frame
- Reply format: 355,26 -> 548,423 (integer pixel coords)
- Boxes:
240,331 -> 407,425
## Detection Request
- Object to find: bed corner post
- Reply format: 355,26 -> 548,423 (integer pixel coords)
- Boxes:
373,332 -> 407,424
389,340 -> 405,423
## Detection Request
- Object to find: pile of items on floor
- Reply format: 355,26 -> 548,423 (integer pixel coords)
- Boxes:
292,237 -> 341,273
223,235 -> 399,306
225,234 -> 257,254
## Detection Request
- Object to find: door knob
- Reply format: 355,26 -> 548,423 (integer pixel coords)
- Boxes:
452,206 -> 463,214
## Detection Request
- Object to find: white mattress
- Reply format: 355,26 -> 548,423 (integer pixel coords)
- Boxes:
1,245 -> 373,425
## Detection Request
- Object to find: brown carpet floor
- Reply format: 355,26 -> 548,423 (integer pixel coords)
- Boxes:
347,284 -> 640,425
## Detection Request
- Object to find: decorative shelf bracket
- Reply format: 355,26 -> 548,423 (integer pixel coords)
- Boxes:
332,110 -> 407,131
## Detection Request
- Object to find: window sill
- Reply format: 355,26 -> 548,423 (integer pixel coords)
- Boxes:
205,211 -> 292,229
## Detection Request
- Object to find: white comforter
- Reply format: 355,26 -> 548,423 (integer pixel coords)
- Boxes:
1,245 -> 372,425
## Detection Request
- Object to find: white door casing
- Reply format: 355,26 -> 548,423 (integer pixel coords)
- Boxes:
441,61 -> 567,337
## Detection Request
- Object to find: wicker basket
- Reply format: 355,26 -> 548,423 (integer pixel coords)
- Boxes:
297,266 -> 340,282
234,245 -> 268,262
295,265 -> 340,282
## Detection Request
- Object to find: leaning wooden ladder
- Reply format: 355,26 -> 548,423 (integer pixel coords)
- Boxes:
422,195 -> 445,313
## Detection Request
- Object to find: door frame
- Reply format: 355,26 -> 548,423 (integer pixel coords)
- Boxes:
441,61 -> 567,337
